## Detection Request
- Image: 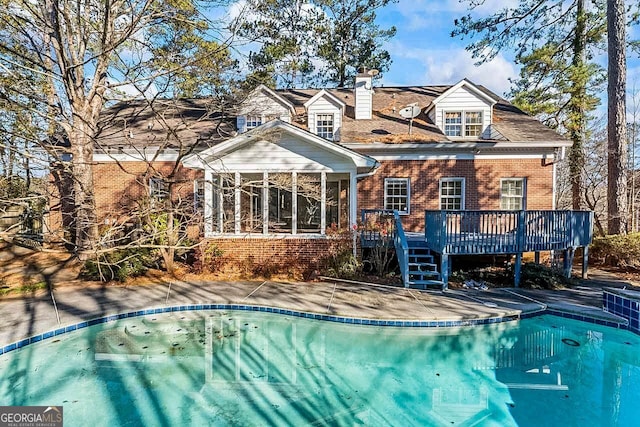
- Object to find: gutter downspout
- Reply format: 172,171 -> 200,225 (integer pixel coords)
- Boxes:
356,161 -> 381,179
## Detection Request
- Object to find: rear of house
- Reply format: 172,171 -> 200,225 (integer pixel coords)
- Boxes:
47,76 -> 572,276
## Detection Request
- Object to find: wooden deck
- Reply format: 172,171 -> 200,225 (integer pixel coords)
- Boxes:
424,210 -> 593,255
361,209 -> 594,288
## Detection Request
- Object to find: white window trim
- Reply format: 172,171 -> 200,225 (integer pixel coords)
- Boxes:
243,114 -> 283,131
245,115 -> 262,130
444,111 -> 462,137
206,171 -> 350,236
384,177 -> 411,215
500,178 -> 527,210
439,178 -> 465,210
313,112 -> 336,140
443,110 -> 484,138
149,177 -> 169,200
464,111 -> 483,137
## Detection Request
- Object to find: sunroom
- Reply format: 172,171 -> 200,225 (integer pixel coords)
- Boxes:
182,120 -> 379,237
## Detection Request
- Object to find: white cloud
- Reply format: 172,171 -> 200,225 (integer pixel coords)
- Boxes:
391,0 -> 520,31
383,43 -> 518,96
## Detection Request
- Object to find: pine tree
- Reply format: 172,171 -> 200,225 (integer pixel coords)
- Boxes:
453,0 -> 607,211
315,0 -> 396,87
607,0 -> 628,234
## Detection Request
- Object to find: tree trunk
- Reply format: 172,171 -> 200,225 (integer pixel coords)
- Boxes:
607,0 -> 628,235
70,125 -> 99,259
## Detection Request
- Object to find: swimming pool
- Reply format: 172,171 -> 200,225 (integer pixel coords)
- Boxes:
1,311 -> 639,426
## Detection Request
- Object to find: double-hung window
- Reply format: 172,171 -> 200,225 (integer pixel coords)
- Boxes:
149,177 -> 169,202
246,115 -> 262,130
316,114 -> 334,140
444,112 -> 462,137
440,178 -> 464,210
465,111 -> 483,136
444,111 -> 484,137
384,178 -> 410,214
500,178 -> 526,210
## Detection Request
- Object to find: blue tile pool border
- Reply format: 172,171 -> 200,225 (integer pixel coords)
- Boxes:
603,289 -> 640,334
0,304 -> 632,356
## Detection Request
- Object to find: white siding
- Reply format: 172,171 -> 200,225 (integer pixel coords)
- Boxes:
306,96 -> 342,141
427,108 -> 435,124
354,77 -> 372,120
240,91 -> 290,117
237,90 -> 292,132
205,136 -> 355,172
481,124 -> 508,140
434,85 -> 492,136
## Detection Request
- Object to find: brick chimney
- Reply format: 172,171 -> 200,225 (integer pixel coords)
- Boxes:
354,69 -> 374,120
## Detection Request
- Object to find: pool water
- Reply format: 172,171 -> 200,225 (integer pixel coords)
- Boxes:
1,311 -> 639,426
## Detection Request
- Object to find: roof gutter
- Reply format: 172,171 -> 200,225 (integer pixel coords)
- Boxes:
342,140 -> 572,151
356,160 -> 381,178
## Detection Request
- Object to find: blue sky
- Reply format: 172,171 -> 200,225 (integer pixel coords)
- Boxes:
220,0 -> 640,106
374,0 -> 640,104
376,0 -> 520,96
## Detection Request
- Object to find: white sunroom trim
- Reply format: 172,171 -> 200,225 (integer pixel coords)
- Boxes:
182,119 -> 379,170
203,170 -> 356,238
370,153 -> 553,161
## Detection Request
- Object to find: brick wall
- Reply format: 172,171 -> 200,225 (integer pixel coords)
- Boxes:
207,237 -> 352,276
47,161 -> 203,240
93,161 -> 202,222
358,158 -> 553,231
48,157 -> 553,251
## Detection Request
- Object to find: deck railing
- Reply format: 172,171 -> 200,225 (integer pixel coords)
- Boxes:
424,210 -> 593,255
361,209 -> 410,285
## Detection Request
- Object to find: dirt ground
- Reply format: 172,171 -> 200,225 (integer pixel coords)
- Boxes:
0,241 -> 84,293
0,239 -> 307,298
1,238 -> 639,298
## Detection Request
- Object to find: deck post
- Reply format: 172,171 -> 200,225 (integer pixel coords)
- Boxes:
562,248 -> 575,278
534,251 -> 540,264
514,253 -> 522,287
582,246 -> 589,279
440,253 -> 449,290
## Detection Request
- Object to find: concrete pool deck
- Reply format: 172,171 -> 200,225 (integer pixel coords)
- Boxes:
0,270 -> 635,347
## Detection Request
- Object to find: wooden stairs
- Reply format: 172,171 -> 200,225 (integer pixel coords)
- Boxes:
406,239 -> 444,290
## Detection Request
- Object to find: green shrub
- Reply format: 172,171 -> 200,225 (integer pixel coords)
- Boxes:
82,248 -> 154,282
590,233 -> 640,269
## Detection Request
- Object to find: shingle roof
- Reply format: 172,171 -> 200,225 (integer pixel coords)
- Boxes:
278,85 -> 564,143
95,84 -> 565,151
95,98 -> 236,152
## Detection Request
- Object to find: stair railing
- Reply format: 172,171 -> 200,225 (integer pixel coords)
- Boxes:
392,211 -> 410,287
360,209 -> 410,286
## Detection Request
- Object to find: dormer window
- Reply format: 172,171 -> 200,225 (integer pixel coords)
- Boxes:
246,115 -> 262,130
444,111 -> 484,138
316,114 -> 334,140
465,111 -> 483,137
304,89 -> 344,142
444,112 -> 462,137
237,84 -> 296,133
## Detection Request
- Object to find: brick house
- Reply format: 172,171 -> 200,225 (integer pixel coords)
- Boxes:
48,76 -> 576,281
